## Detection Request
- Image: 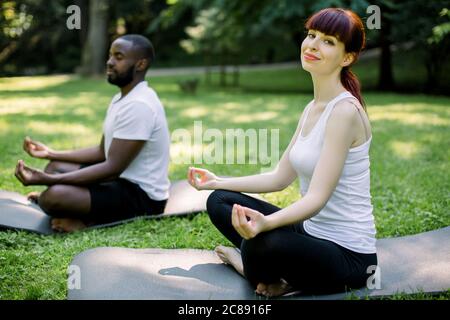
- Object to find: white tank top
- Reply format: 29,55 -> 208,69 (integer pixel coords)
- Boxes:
288,91 -> 377,254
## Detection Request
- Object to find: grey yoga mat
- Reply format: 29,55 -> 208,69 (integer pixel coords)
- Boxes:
67,226 -> 450,300
0,180 -> 221,235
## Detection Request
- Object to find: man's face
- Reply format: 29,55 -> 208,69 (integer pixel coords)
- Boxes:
106,39 -> 138,87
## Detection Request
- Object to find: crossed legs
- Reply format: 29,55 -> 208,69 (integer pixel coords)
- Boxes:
206,189 -> 297,297
206,190 -> 373,297
29,160 -> 91,232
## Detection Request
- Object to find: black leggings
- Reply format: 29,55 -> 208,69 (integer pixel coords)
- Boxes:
206,190 -> 378,294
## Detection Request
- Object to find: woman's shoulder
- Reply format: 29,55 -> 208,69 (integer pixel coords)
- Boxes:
329,98 -> 361,123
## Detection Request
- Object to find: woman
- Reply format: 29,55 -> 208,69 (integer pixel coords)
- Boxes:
188,8 -> 377,297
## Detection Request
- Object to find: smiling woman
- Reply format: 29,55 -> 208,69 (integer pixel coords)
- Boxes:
187,7 -> 378,298
303,8 -> 366,109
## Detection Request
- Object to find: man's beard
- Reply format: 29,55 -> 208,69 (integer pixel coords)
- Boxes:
107,65 -> 135,88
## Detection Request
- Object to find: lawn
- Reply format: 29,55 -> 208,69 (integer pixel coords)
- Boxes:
0,66 -> 449,299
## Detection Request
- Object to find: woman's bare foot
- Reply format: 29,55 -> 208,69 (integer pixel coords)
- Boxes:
255,279 -> 294,297
214,245 -> 244,277
51,218 -> 87,233
27,191 -> 40,204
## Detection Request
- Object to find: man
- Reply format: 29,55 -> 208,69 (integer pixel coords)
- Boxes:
15,34 -> 170,232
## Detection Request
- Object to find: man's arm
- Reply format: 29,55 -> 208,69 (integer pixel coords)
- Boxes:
16,138 -> 144,186
24,136 -> 106,164
49,136 -> 106,164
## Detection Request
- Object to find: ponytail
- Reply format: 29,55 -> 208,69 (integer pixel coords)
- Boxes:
341,67 -> 366,112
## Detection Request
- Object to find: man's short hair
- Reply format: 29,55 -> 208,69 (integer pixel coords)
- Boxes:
119,34 -> 155,67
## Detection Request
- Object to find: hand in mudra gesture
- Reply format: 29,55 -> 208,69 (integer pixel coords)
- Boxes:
23,136 -> 52,159
232,204 -> 267,240
187,167 -> 218,190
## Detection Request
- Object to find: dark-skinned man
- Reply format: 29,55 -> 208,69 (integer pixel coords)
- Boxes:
15,34 -> 170,233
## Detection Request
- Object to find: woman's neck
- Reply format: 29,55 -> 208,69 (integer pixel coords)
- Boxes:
310,70 -> 347,105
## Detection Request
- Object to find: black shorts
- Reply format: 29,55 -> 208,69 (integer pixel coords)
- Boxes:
86,178 -> 167,224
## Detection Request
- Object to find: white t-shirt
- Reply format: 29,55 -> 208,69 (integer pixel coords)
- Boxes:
103,81 -> 170,201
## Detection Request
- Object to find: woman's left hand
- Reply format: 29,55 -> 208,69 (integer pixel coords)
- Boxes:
231,204 -> 268,240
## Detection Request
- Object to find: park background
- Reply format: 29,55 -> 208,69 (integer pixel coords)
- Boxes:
0,0 -> 449,299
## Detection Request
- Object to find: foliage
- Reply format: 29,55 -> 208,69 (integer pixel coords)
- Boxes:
429,8 -> 450,44
0,0 -> 80,75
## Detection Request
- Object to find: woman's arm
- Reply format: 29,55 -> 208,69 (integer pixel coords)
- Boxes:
189,106 -> 310,193
233,101 -> 361,239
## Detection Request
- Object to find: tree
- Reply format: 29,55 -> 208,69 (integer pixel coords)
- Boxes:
181,6 -> 245,86
426,8 -> 450,92
390,0 -> 450,92
371,0 -> 396,91
154,0 -> 373,87
0,0 -> 81,75
79,0 -> 109,76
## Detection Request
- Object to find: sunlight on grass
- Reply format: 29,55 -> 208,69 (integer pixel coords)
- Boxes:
0,75 -> 72,91
262,184 -> 300,208
267,101 -> 288,111
389,141 -> 421,159
0,97 -> 61,115
371,112 -> 449,126
223,102 -> 244,110
233,111 -> 278,123
369,104 -> 450,126
25,121 -> 95,136
169,142 -> 204,167
0,119 -> 10,134
71,107 -> 97,117
180,107 -> 210,118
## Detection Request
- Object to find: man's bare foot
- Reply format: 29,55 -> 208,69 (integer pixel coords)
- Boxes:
214,245 -> 244,277
255,279 -> 295,297
51,218 -> 87,233
27,191 -> 40,204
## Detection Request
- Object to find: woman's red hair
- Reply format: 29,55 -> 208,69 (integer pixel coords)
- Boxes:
305,8 -> 366,109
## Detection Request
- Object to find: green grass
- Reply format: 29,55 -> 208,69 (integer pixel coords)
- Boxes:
0,64 -> 449,300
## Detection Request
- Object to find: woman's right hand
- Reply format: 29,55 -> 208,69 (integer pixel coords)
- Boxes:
23,136 -> 52,159
187,167 -> 218,190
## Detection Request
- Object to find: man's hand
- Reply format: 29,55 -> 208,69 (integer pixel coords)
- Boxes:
23,137 -> 52,159
15,160 -> 51,186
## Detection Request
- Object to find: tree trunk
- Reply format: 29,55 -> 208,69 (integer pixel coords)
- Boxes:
424,45 -> 441,93
75,0 -> 89,48
377,12 -> 395,91
204,52 -> 211,85
220,52 -> 227,87
233,64 -> 239,87
79,0 -> 109,76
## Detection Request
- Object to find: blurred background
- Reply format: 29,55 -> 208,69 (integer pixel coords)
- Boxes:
0,0 -> 449,94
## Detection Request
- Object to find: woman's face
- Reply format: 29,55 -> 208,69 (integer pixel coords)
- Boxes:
300,29 -> 353,75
